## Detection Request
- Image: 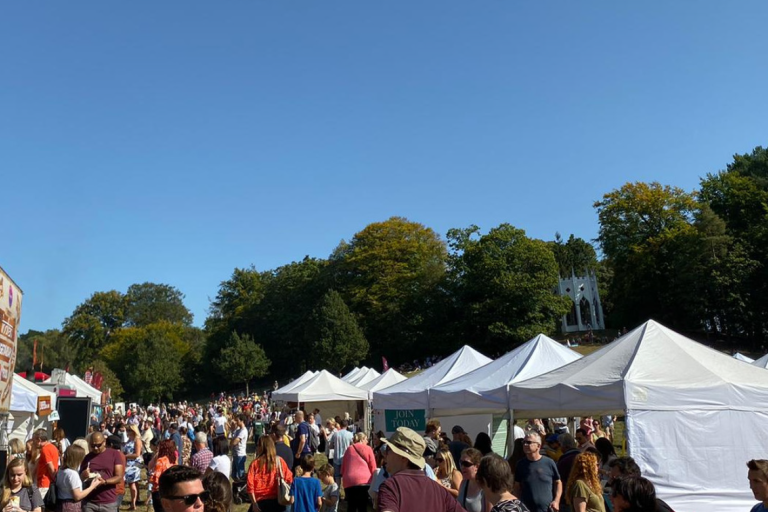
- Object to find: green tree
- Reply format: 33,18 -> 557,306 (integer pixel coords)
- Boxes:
447,224 -> 570,354
549,233 -> 599,276
594,182 -> 700,329
16,329 -> 76,375
62,291 -> 127,368
90,360 -> 125,401
699,146 -> 768,342
205,258 -> 329,379
304,290 -> 368,373
213,331 -> 271,395
125,282 -> 193,327
331,217 -> 448,362
101,322 -> 188,402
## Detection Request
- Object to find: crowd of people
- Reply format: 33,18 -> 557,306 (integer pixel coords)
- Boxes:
3,395 -> 768,512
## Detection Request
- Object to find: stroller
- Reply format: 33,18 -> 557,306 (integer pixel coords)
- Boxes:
232,479 -> 251,505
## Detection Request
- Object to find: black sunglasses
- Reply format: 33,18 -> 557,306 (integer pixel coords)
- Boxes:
91,442 -> 104,449
523,441 -> 539,446
165,491 -> 210,506
460,460 -> 474,468
434,458 -> 444,463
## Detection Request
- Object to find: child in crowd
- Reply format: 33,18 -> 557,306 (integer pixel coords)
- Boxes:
317,465 -> 339,512
290,454 -> 323,512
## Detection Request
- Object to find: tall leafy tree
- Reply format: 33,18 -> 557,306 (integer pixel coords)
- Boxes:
16,329 -> 76,375
100,321 -> 189,402
90,360 -> 125,401
304,290 -> 368,373
594,182 -> 700,329
125,282 -> 193,327
331,217 -> 448,362
448,224 -> 570,354
699,146 -> 768,342
213,331 -> 271,395
549,233 -> 599,276
62,290 -> 128,369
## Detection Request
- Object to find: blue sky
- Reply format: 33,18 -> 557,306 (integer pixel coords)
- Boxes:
3,1 -> 767,333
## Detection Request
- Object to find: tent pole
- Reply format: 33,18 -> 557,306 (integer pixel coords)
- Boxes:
506,384 -> 513,457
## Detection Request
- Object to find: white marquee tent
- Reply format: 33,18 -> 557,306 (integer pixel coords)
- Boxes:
273,371 -> 318,396
372,346 -> 492,438
372,345 -> 492,411
359,368 -> 407,398
507,320 -> 768,512
272,370 -> 370,426
42,371 -> 102,403
341,367 -> 360,380
9,375 -> 57,441
752,353 -> 768,369
348,368 -> 381,387
429,334 -> 582,415
342,367 -> 368,383
733,352 -> 755,363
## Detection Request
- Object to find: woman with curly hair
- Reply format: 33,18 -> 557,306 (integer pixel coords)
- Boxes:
566,452 -> 605,512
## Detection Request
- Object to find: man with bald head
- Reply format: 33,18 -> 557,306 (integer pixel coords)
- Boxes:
80,432 -> 125,512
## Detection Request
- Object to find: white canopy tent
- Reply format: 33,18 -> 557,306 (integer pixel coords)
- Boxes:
69,375 -> 102,402
273,371 -> 318,396
372,346 -> 492,436
348,368 -> 381,387
341,367 -> 360,381
272,370 -> 370,427
8,375 -> 57,442
42,371 -> 102,403
430,334 -> 582,415
359,369 -> 407,398
342,367 -> 368,383
507,320 -> 768,512
373,345 -> 492,411
752,353 -> 768,369
733,352 -> 755,363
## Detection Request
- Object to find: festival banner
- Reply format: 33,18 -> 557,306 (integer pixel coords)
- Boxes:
384,409 -> 426,432
0,266 -> 23,413
37,395 -> 52,416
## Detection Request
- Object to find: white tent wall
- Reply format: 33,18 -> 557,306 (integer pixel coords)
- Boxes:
304,400 -> 365,427
432,413 -> 492,442
7,411 -> 49,442
628,409 -> 761,512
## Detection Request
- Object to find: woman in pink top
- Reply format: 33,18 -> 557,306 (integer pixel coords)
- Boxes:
340,433 -> 376,512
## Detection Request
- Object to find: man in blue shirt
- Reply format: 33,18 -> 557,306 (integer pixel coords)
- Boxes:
291,411 -> 312,469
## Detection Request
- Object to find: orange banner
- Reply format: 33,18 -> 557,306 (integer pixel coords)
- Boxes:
37,396 -> 52,416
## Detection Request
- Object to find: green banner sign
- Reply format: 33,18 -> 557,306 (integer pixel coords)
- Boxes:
385,409 -> 426,432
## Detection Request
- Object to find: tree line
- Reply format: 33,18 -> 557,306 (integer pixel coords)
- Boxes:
15,145 -> 768,401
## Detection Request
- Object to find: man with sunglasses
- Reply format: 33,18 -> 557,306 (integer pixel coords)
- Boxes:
79,432 -> 125,512
513,432 -> 561,512
159,466 -> 206,512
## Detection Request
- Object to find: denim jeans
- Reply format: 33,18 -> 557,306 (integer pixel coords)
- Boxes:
233,455 -> 247,480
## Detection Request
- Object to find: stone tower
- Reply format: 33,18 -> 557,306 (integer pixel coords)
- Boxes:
556,270 -> 605,333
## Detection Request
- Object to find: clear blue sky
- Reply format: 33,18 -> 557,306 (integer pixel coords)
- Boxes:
3,1 -> 767,333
